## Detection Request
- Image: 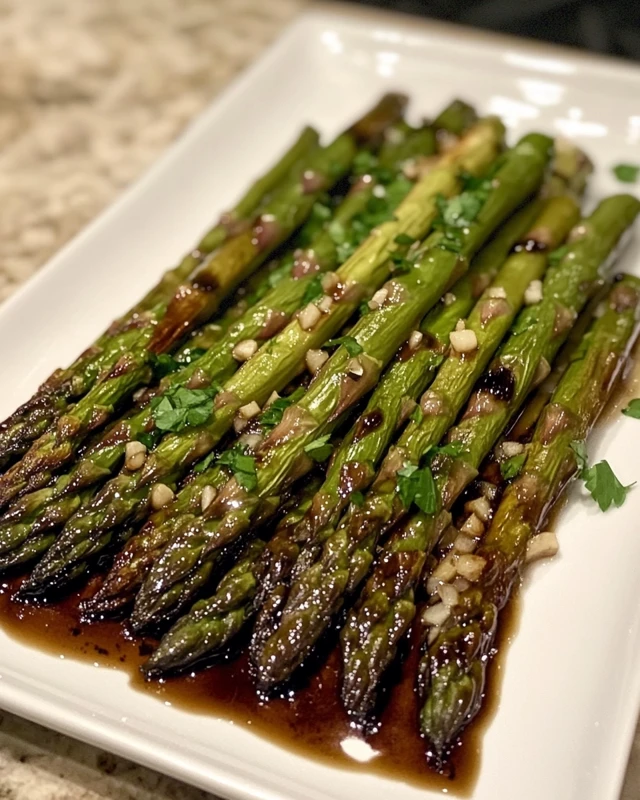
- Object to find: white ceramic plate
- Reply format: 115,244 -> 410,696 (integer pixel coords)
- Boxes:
1,6 -> 640,800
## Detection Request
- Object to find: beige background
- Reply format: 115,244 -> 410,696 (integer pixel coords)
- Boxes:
0,1 -> 638,797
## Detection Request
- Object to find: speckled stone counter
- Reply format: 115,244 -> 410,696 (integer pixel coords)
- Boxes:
0,1 -> 638,798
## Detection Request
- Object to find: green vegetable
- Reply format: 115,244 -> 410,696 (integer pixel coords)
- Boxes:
217,446 -> 258,492
324,336 -> 364,357
151,386 -> 220,433
622,398 -> 640,418
500,453 -> 526,480
613,163 -> 639,184
304,435 -> 333,463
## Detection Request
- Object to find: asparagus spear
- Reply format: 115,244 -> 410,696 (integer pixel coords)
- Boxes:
0,125 -> 321,469
0,130 -> 364,511
418,274 -> 640,766
0,119 -> 441,581
131,133 -> 552,633
142,475 -> 323,676
253,193 -> 577,691
250,200 -> 545,646
335,195 -> 639,718
18,118 -> 503,600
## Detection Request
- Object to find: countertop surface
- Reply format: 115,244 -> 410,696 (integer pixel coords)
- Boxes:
0,1 -> 638,798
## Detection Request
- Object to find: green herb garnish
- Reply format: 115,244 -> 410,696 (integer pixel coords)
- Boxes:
622,398 -> 640,419
500,453 -> 526,480
217,445 -> 258,491
304,434 -> 333,462
150,385 -> 220,433
612,163 -> 640,184
325,336 -> 363,357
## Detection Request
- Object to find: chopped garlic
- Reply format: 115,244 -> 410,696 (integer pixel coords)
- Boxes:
239,401 -> 261,419
368,287 -> 388,310
460,512 -> 484,537
150,483 -> 175,511
456,554 -> 486,582
465,496 -> 491,523
232,339 -> 258,362
453,533 -> 478,554
526,531 -> 559,564
201,485 -> 217,512
455,319 -> 466,331
450,328 -> 478,354
125,441 -> 147,471
524,279 -> 543,305
318,294 -> 333,313
422,602 -> 451,627
306,348 -> 329,375
443,292 -> 456,306
409,330 -> 423,350
298,302 -> 322,331
347,357 -> 364,377
487,286 -> 507,299
502,440 -> 525,458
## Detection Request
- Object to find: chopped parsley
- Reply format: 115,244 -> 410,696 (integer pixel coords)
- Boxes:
193,451 -> 217,474
410,406 -> 423,424
259,387 -> 305,431
350,490 -> 365,507
612,163 -> 639,184
304,434 -> 333,462
150,353 -> 181,379
500,453 -> 526,480
397,463 -> 438,515
548,244 -> 570,266
325,336 -> 363,357
396,442 -> 465,514
150,384 -> 220,433
571,439 -> 633,511
217,445 -> 258,491
622,398 -> 640,419
394,233 -> 417,246
302,274 -> 324,305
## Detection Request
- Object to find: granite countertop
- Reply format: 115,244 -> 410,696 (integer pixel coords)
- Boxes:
0,1 -> 638,798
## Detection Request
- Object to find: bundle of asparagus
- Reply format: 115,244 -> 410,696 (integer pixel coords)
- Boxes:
1,94 -> 638,775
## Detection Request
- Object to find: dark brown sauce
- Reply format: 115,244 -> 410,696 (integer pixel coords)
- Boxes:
0,569 -> 520,796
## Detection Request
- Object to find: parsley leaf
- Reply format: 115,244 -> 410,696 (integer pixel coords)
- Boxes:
582,460 -> 634,511
217,445 -> 257,491
175,347 -> 207,367
304,434 -> 333,462
570,440 -> 589,474
259,387 -> 305,431
151,353 -> 181,379
500,453 -> 526,480
354,151 -> 378,176
397,464 -> 438,515
410,406 -> 423,424
151,385 -> 219,433
622,398 -> 640,419
302,274 -> 324,305
429,441 -> 465,459
350,490 -> 365,507
325,336 -> 363,357
137,432 -> 156,451
358,300 -> 371,318
548,244 -> 570,266
394,233 -> 416,246
613,163 -> 639,184
193,451 -> 217,474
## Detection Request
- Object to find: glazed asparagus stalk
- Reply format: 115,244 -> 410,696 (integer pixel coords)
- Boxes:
129,133 -> 552,633
333,195 -> 638,719
2,115 -> 446,586
0,125 -> 322,469
142,475 -> 323,676
18,118 -> 504,599
418,274 -> 640,766
253,193 -> 578,692
0,129 -> 363,511
249,200 -> 545,646
0,139 -> 410,572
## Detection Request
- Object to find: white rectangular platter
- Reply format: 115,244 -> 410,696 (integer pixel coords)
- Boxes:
1,6 -> 640,800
